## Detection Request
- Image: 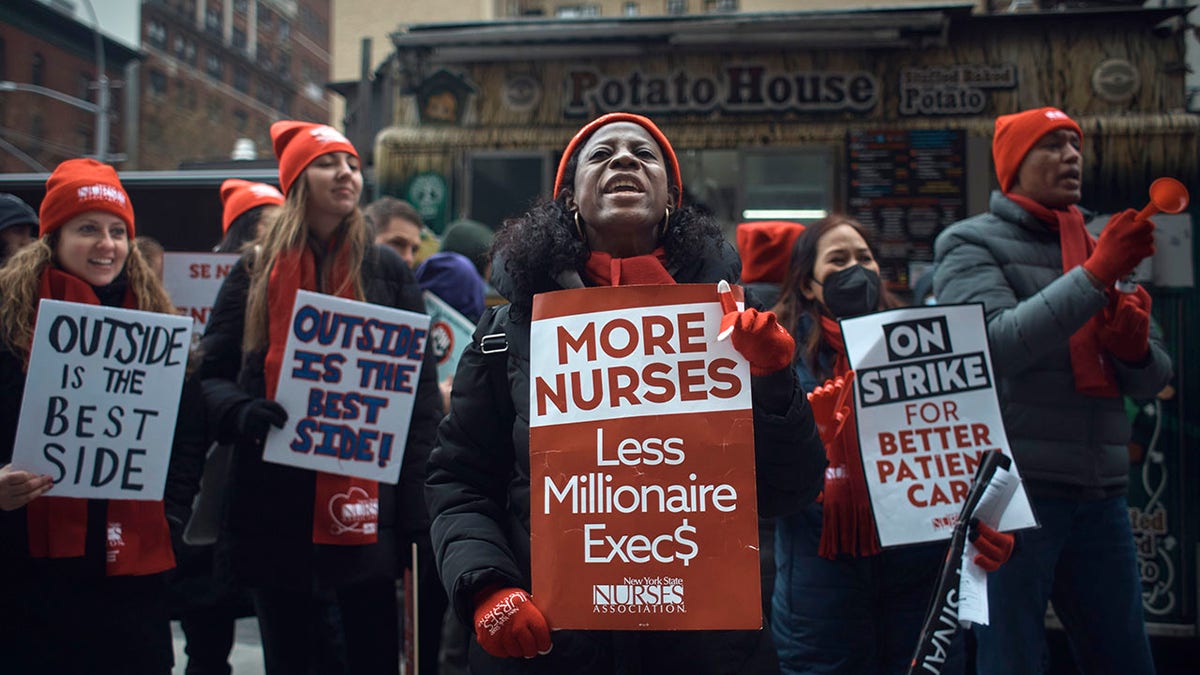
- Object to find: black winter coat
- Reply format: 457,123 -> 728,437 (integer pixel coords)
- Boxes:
0,340 -> 206,578
0,306 -> 206,675
199,243 -> 442,592
426,239 -> 827,674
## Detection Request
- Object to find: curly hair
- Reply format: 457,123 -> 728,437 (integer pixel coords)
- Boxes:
0,232 -> 176,365
772,214 -> 903,382
243,176 -> 369,350
493,148 -> 722,321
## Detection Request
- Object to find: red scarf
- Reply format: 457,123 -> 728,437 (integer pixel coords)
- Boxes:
25,267 -> 176,576
265,237 -> 379,546
817,315 -> 880,559
584,248 -> 675,286
1006,193 -> 1119,397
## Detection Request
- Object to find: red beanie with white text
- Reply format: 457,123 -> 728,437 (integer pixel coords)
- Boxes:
220,179 -> 284,233
270,120 -> 358,195
39,158 -> 134,238
993,107 -> 1082,193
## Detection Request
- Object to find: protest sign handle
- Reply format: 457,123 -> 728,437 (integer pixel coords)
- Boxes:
904,450 -> 1010,675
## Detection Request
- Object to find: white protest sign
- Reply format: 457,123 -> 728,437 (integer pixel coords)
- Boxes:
841,303 -> 1037,547
263,290 -> 431,484
162,252 -> 241,332
12,300 -> 192,500
422,291 -> 475,382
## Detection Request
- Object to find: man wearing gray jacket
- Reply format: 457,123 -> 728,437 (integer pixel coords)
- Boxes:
934,107 -> 1171,675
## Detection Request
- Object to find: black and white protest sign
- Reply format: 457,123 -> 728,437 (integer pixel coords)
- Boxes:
840,303 -> 1036,547
12,300 -> 192,500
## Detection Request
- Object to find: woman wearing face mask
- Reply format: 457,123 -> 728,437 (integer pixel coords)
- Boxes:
199,121 -> 442,674
0,159 -> 206,674
769,215 -> 1011,675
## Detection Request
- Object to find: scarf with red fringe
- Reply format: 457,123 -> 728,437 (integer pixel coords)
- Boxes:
25,267 -> 176,576
1005,193 -> 1118,398
817,315 -> 879,559
265,236 -> 379,545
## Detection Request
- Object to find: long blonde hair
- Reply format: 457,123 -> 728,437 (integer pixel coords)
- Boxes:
0,232 -> 176,364
243,175 -> 369,351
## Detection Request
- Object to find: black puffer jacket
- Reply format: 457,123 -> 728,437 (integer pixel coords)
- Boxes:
426,239 -> 826,674
199,243 -> 442,591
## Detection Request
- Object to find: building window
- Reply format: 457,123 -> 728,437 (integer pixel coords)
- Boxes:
206,7 -> 222,34
278,20 -> 290,41
623,2 -> 639,15
232,28 -> 247,50
259,8 -> 273,30
206,53 -> 223,80
666,0 -> 687,14
31,53 -> 44,86
233,109 -> 248,132
173,36 -> 196,64
147,20 -> 166,48
0,37 -> 7,79
467,152 -> 549,238
556,4 -> 599,17
149,69 -> 167,97
703,0 -> 736,10
234,0 -> 248,13
233,69 -> 249,93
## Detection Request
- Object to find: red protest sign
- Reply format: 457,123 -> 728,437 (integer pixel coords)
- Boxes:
529,284 -> 761,630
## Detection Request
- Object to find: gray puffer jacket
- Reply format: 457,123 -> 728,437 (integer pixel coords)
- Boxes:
933,191 -> 1172,500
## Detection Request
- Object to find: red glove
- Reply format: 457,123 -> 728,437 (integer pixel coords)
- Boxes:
807,372 -> 855,446
1099,288 -> 1151,363
969,519 -> 1014,572
1083,209 -> 1156,286
473,586 -> 552,659
717,280 -> 795,376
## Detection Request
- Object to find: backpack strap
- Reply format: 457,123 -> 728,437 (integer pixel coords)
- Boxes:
473,305 -> 515,426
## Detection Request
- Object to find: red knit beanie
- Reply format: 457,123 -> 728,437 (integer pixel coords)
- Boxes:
993,107 -> 1083,193
220,179 -> 284,233
553,112 -> 683,207
270,120 -> 358,195
737,220 -> 806,284
39,158 -> 134,238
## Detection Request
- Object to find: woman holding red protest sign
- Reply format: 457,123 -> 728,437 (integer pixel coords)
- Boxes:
198,121 -> 443,674
0,158 -> 207,674
425,112 -> 828,673
769,215 -> 1013,674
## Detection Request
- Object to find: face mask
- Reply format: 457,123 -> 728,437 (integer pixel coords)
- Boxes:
816,264 -> 881,319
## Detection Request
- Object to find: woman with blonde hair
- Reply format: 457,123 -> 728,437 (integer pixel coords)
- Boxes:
0,158 -> 206,674
199,121 -> 442,674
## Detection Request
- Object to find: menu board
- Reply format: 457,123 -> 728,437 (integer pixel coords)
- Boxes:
846,129 -> 966,293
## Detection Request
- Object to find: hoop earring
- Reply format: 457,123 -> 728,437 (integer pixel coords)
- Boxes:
574,210 -> 587,243
659,207 -> 671,240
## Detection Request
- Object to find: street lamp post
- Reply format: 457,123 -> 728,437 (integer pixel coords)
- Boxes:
78,0 -> 109,163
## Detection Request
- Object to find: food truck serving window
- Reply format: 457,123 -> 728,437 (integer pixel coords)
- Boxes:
466,151 -> 552,231
678,146 -> 835,239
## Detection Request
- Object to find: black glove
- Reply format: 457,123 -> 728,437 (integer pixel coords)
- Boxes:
236,398 -> 288,438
